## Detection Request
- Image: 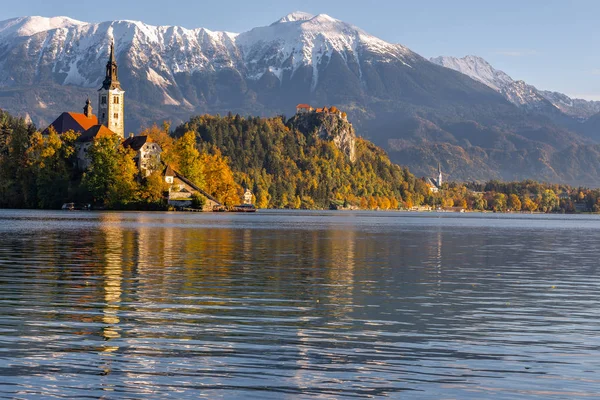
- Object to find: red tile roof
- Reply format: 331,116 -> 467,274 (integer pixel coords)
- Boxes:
76,124 -> 116,143
296,104 -> 312,109
43,112 -> 98,135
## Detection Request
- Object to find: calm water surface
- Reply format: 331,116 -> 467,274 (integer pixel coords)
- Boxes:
0,210 -> 599,399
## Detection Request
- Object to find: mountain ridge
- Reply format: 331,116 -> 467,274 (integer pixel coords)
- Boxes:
1,13 -> 599,185
431,55 -> 600,120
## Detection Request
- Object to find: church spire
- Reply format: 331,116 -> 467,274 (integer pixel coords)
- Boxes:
97,38 -> 125,138
101,39 -> 121,90
109,40 -> 116,64
438,162 -> 443,187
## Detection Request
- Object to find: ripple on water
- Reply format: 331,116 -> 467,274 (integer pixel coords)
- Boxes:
0,210 -> 600,398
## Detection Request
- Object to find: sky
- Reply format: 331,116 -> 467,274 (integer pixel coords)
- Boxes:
1,0 -> 600,100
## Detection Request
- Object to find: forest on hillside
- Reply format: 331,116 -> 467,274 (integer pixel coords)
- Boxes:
2,108 -> 600,212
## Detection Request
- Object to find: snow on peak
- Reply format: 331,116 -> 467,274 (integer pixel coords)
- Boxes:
273,11 -> 315,24
237,11 -> 413,88
0,16 -> 85,38
430,55 -> 513,92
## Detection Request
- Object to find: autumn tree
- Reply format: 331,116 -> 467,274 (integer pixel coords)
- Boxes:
198,148 -> 242,206
540,189 -> 559,213
508,194 -> 522,211
174,131 -> 204,188
491,193 -> 507,212
140,122 -> 177,168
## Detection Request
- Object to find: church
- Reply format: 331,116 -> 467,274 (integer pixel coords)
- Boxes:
44,39 -> 222,210
44,40 -> 161,173
424,164 -> 443,193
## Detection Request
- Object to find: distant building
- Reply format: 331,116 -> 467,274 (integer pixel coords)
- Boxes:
296,104 -> 313,114
424,163 -> 443,193
243,189 -> 253,205
122,135 -> 162,176
163,165 -> 221,211
295,104 -> 345,119
558,191 -> 570,200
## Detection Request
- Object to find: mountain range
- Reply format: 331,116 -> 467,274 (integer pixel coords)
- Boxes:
430,55 -> 600,120
1,13 -> 600,185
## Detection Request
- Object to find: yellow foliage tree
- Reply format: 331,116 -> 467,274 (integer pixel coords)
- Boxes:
198,148 -> 242,206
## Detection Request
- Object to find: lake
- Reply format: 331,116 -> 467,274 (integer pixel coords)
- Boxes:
0,210 -> 599,399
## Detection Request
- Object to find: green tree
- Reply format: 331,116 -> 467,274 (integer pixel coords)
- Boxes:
139,170 -> 169,206
540,189 -> 559,213
28,130 -> 79,208
175,131 -> 204,187
82,135 -> 138,207
191,192 -> 206,209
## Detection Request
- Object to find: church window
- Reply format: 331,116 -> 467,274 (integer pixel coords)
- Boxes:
114,113 -> 119,119
102,113 -> 105,119
101,96 -> 107,105
114,96 -> 119,104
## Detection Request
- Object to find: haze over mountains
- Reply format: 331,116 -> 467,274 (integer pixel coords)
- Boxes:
1,12 -> 600,185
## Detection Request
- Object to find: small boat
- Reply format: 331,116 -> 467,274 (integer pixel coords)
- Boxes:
61,203 -> 91,211
61,202 -> 75,210
231,204 -> 257,212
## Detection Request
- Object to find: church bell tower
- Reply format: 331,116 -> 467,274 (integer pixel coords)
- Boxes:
98,40 -> 125,138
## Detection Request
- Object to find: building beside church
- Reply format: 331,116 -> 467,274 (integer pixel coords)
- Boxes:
163,165 -> 221,211
243,189 -> 253,205
122,135 -> 162,176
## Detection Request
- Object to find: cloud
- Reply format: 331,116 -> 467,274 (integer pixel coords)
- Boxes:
590,69 -> 600,76
493,49 -> 539,57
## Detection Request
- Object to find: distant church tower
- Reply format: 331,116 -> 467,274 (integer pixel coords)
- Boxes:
437,163 -> 443,186
98,40 -> 125,138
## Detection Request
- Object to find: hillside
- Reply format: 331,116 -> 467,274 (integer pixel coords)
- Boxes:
174,112 -> 430,209
0,14 -> 599,184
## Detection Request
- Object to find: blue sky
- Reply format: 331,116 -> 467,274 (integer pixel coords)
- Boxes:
2,0 -> 600,100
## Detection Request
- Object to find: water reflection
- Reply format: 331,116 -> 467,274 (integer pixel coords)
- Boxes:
0,211 -> 599,398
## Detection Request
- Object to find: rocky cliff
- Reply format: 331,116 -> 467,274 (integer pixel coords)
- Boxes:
289,110 -> 356,162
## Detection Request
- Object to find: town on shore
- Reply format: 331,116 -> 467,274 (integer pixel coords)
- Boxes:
1,40 -> 600,214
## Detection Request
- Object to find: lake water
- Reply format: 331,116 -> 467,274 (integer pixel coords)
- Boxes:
0,210 -> 599,399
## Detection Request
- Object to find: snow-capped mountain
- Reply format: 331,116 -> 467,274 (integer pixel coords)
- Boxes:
0,12 -> 417,107
431,55 -> 600,119
0,13 -> 598,185
237,12 -> 414,88
430,55 -> 552,111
